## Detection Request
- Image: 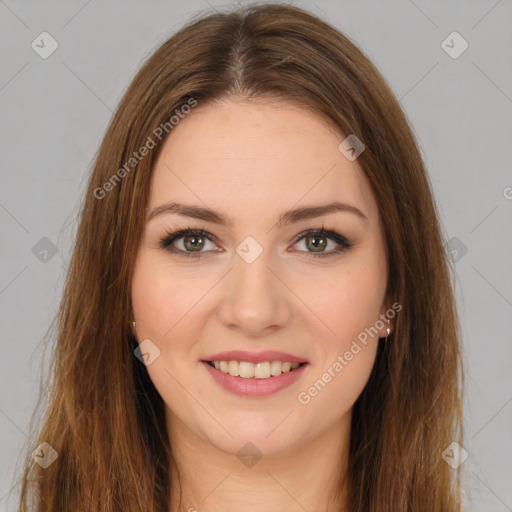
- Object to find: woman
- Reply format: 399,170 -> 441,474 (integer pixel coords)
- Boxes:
17,3 -> 464,511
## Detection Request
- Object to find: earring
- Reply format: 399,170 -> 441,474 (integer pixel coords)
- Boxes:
385,318 -> 391,341
131,321 -> 137,336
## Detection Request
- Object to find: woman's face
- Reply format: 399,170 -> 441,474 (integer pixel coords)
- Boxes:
131,98 -> 389,456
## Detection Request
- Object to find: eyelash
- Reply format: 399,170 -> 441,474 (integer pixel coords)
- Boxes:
156,225 -> 352,259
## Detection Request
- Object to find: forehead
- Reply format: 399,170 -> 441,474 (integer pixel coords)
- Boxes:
148,99 -> 379,225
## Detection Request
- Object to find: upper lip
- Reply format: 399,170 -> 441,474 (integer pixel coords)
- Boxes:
202,350 -> 308,364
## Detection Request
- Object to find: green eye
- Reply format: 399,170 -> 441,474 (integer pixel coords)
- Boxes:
290,228 -> 352,257
158,227 -> 352,258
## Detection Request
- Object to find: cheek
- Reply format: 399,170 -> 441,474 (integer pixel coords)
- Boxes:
131,255 -> 203,416
294,257 -> 384,408
298,276 -> 381,417
303,261 -> 386,341
132,251 -> 212,342
131,264 -> 165,336
301,343 -> 378,421
131,253 -> 195,341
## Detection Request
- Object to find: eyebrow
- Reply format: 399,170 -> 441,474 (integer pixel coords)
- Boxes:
146,201 -> 368,226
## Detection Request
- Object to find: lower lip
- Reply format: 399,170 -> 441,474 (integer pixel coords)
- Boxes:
202,361 -> 309,397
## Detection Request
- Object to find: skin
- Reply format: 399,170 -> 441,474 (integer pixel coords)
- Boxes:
131,97 -> 391,512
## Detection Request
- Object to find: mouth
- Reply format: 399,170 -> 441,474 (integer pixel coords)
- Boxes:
201,357 -> 309,397
204,360 -> 308,379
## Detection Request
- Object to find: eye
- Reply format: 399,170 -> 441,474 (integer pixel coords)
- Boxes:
157,226 -> 352,259
158,228 -> 218,258
291,228 -> 352,258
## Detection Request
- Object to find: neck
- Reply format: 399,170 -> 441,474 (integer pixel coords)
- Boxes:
166,411 -> 351,512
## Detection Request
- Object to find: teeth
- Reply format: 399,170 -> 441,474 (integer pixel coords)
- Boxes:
209,360 -> 302,379
228,360 -> 239,376
239,361 -> 254,378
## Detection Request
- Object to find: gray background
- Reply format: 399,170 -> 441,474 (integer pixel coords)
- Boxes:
1,1 -> 511,511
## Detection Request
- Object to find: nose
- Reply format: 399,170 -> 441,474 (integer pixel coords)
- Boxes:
216,248 -> 293,337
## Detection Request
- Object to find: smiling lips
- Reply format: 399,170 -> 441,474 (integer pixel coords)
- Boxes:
208,360 -> 302,378
203,349 -> 307,378
201,350 -> 309,396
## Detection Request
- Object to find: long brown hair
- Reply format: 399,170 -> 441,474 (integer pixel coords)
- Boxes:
16,4 -> 464,511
